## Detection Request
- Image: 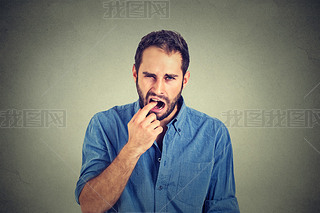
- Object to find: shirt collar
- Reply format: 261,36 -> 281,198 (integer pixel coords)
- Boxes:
133,99 -> 140,115
133,96 -> 187,136
167,96 -> 186,135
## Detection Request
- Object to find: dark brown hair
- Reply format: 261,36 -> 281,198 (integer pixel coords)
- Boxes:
134,30 -> 190,76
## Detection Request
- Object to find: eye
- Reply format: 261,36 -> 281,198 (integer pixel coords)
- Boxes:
165,76 -> 175,80
145,75 -> 155,79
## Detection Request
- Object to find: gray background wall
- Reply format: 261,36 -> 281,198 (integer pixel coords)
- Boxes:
1,0 -> 320,212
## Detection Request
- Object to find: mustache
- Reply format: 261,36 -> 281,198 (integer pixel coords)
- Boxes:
146,92 -> 169,103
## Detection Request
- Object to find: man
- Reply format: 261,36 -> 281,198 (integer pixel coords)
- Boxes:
75,30 -> 240,213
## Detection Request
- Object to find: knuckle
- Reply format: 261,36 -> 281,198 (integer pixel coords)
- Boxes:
148,113 -> 156,119
139,123 -> 146,129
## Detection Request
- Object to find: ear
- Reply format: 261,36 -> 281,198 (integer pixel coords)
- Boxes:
132,64 -> 138,83
182,71 -> 190,89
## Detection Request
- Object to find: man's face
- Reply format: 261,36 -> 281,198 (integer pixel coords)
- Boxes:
133,46 -> 190,122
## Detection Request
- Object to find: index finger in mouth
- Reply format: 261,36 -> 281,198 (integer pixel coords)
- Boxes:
139,102 -> 157,118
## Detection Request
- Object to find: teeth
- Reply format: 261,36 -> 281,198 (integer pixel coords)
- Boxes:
150,98 -> 164,109
150,98 -> 159,103
158,104 -> 164,109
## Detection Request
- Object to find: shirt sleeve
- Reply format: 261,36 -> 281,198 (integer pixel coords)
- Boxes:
74,113 -> 115,205
204,123 -> 240,213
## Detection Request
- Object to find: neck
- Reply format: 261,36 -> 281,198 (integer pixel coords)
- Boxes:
159,101 -> 181,128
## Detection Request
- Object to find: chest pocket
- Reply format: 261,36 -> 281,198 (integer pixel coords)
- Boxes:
171,162 -> 213,207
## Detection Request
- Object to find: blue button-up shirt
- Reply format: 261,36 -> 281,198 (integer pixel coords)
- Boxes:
75,97 -> 240,212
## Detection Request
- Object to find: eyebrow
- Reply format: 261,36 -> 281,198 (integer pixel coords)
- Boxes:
165,73 -> 179,78
142,71 -> 179,78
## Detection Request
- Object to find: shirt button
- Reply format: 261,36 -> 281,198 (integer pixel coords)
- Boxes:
158,157 -> 161,162
158,186 -> 163,190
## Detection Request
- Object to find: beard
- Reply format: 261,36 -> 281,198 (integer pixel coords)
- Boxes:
136,79 -> 183,121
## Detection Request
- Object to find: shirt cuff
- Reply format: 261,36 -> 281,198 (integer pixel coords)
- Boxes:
204,197 -> 240,213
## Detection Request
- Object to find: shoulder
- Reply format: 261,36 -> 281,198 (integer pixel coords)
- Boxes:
182,106 -> 231,145
185,106 -> 227,131
185,107 -> 232,155
90,102 -> 136,127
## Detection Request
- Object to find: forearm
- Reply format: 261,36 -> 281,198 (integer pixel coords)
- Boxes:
78,102 -> 161,212
79,143 -> 141,213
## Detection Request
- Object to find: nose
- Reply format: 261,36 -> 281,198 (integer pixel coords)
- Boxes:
152,78 -> 165,95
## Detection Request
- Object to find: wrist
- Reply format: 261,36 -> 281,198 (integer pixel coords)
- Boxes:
122,142 -> 144,159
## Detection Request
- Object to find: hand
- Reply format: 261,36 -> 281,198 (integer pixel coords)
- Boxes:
127,102 -> 163,156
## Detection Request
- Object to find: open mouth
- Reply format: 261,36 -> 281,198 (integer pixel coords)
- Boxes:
149,98 -> 165,110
